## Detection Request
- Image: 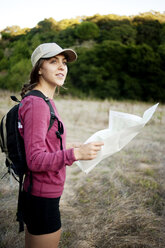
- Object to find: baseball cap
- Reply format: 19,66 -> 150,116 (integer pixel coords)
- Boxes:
31,42 -> 77,67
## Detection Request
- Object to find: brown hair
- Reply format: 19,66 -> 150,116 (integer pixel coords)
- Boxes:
20,59 -> 45,98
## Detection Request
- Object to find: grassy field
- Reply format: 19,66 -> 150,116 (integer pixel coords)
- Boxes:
0,91 -> 165,248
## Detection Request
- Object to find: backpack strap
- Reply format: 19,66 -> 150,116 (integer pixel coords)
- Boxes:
23,90 -> 56,131
23,90 -> 64,148
22,89 -> 64,194
16,174 -> 24,232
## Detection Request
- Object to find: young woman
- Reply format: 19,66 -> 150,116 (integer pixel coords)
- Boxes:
18,43 -> 104,248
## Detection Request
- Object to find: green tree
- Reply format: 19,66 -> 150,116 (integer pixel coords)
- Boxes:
94,40 -> 127,77
109,24 -> 137,44
160,24 -> 165,44
75,21 -> 100,40
157,44 -> 165,71
119,73 -> 142,100
37,18 -> 57,31
158,44 -> 165,58
29,33 -> 42,51
58,27 -> 77,47
57,18 -> 80,31
135,19 -> 161,48
69,41 -> 126,99
125,44 -> 164,101
1,25 -> 28,36
6,59 -> 31,91
0,12 -> 165,102
0,57 -> 8,70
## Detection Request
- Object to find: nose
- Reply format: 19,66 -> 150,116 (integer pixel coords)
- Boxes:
58,61 -> 65,70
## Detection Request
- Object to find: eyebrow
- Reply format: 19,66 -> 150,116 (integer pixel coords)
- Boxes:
51,55 -> 67,61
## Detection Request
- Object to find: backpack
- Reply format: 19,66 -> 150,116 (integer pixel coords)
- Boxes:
0,90 -> 64,232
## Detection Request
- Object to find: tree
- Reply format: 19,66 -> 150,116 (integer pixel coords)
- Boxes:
1,26 -> 28,36
57,18 -> 80,31
6,59 -> 31,91
58,27 -> 77,47
68,41 -> 126,99
125,43 -> 164,101
119,73 -> 142,100
160,24 -> 165,44
75,21 -> 100,40
37,18 -> 57,31
0,12 -> 165,102
109,24 -> 137,44
135,19 -> 161,48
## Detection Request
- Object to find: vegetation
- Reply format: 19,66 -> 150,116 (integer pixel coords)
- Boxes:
0,91 -> 165,247
0,11 -> 165,102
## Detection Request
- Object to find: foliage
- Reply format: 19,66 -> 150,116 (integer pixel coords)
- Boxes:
108,24 -> 137,44
135,19 -> 161,49
0,11 -> 165,102
75,21 -> 100,40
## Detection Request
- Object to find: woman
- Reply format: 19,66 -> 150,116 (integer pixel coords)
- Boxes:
19,42 -> 104,248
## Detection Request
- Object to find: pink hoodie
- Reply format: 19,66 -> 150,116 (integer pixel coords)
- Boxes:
18,95 -> 76,198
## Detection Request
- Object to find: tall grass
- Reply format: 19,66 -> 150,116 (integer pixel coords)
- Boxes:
0,90 -> 164,248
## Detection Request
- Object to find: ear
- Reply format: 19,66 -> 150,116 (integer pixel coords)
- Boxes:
38,69 -> 42,75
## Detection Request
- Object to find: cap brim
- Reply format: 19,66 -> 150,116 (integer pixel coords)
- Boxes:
42,49 -> 77,62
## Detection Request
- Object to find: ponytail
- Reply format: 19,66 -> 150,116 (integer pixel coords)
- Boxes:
20,82 -> 37,99
20,59 -> 45,98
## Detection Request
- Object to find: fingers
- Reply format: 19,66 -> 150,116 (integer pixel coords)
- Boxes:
84,142 -> 104,160
74,141 -> 104,161
90,142 -> 104,146
89,142 -> 104,151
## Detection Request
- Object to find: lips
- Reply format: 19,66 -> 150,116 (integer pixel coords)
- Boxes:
56,73 -> 64,77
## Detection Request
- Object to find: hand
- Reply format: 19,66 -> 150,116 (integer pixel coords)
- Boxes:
66,142 -> 82,149
74,142 -> 104,161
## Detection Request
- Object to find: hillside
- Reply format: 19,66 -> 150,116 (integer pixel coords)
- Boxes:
0,11 -> 165,102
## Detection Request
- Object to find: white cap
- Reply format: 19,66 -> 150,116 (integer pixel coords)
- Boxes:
31,42 -> 77,67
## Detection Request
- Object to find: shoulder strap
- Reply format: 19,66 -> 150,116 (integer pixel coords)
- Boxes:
23,90 -> 56,131
23,90 -> 64,150
24,89 -> 48,99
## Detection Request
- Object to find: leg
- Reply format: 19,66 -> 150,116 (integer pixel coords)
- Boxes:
25,227 -> 61,248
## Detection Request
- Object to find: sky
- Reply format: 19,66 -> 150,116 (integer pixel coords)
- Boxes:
0,0 -> 165,31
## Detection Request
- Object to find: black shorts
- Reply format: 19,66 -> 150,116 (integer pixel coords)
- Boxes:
22,191 -> 61,235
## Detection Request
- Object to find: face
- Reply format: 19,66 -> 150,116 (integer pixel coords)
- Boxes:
38,54 -> 68,87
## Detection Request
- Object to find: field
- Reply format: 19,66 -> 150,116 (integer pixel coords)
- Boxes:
0,91 -> 165,248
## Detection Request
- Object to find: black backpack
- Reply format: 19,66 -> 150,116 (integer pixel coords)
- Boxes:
0,90 -> 64,232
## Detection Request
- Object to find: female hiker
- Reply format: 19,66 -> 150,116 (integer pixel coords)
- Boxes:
18,42 -> 104,248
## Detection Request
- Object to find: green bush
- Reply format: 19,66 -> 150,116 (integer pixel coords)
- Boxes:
6,59 -> 31,91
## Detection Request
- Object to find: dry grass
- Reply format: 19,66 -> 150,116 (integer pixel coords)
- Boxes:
0,90 -> 165,248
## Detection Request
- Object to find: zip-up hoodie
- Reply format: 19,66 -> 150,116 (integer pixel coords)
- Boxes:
18,95 -> 76,198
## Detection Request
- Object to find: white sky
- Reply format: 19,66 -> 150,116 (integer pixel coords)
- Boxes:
0,0 -> 165,31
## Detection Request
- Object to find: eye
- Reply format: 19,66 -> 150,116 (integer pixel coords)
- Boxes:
63,61 -> 67,66
49,58 -> 57,64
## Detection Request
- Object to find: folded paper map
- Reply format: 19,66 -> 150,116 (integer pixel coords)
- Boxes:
75,103 -> 159,174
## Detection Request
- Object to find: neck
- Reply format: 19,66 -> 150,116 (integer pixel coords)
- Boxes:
34,83 -> 56,99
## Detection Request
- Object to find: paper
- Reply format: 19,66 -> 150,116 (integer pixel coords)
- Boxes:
75,103 -> 159,174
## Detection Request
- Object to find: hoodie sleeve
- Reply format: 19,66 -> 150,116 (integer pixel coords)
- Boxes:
19,96 -> 76,172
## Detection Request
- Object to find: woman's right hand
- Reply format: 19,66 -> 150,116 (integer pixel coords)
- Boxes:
74,142 -> 104,161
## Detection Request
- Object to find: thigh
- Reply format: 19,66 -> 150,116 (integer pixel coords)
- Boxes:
22,191 -> 61,235
25,227 -> 61,248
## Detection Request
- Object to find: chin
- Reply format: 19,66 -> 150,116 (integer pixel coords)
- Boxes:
56,82 -> 64,87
